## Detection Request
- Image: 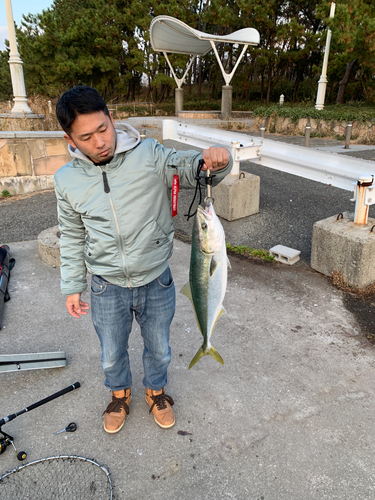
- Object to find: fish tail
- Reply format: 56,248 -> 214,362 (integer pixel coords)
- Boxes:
209,345 -> 224,366
188,345 -> 224,370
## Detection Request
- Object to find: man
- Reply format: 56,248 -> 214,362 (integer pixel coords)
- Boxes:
54,85 -> 232,434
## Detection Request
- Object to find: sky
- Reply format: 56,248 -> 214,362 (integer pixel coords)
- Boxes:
0,0 -> 53,50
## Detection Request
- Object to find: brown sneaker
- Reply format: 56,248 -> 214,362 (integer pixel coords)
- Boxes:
103,389 -> 131,434
145,387 -> 175,429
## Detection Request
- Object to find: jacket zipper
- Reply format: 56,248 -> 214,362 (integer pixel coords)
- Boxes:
101,167 -> 131,286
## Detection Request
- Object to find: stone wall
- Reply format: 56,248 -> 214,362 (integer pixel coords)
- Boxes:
0,132 -> 69,194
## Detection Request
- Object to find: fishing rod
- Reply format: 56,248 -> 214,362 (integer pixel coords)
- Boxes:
0,382 -> 80,461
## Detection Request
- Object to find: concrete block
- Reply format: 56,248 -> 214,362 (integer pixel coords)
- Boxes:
269,245 -> 301,265
27,138 -> 46,160
45,138 -> 69,156
0,141 -> 32,177
0,174 -> 55,194
12,131 -> 65,138
33,154 -> 71,176
213,171 -> 260,221
311,211 -> 375,288
38,225 -> 61,267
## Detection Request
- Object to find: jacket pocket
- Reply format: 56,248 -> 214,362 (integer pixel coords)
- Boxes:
84,235 -> 95,263
127,220 -> 172,274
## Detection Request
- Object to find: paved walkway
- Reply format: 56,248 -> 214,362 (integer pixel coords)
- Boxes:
1,239 -> 375,500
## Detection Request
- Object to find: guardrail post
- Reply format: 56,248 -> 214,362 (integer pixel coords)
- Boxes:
140,129 -> 147,141
353,175 -> 374,225
260,126 -> 265,138
344,121 -> 352,149
230,141 -> 240,176
305,122 -> 311,148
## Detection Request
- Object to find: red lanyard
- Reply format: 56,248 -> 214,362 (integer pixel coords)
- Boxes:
171,174 -> 180,217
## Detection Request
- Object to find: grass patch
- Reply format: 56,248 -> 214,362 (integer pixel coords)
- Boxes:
1,190 -> 11,198
226,242 -> 274,262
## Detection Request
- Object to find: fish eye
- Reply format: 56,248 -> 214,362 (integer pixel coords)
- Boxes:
201,223 -> 208,230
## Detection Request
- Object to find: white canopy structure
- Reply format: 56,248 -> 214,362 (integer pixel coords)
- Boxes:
150,16 -> 260,88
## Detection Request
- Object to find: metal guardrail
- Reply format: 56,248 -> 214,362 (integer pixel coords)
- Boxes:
162,120 -> 375,191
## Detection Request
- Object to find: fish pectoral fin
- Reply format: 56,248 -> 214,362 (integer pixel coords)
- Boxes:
210,256 -> 218,276
227,256 -> 231,269
181,282 -> 193,302
188,344 -> 224,370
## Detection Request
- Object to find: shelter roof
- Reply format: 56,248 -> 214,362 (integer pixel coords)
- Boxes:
150,15 -> 260,56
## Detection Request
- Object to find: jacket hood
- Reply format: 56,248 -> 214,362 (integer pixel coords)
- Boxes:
68,125 -> 141,164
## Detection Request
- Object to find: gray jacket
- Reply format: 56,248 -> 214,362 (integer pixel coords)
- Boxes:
54,124 -> 232,295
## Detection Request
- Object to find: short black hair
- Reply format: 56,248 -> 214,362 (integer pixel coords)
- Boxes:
56,85 -> 110,134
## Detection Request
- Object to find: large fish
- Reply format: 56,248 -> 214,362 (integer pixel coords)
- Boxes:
181,202 -> 230,369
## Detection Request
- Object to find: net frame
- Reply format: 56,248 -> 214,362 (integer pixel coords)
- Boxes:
0,454 -> 113,499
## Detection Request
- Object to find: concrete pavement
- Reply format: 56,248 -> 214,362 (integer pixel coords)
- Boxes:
1,239 -> 375,499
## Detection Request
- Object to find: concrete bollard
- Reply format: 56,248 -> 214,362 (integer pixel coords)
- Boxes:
344,121 -> 352,149
140,129 -> 147,141
279,94 -> 284,106
260,126 -> 265,138
305,122 -> 311,148
48,100 -> 52,114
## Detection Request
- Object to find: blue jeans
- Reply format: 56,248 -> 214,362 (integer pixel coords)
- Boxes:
91,266 -> 175,392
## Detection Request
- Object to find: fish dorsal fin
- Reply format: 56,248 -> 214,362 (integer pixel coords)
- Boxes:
210,256 -> 218,276
181,282 -> 193,301
227,256 -> 231,269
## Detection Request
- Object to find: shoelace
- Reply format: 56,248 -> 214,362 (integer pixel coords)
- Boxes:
149,393 -> 174,414
103,396 -> 130,416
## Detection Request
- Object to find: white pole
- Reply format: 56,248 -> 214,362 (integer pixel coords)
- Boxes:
315,2 -> 336,111
4,0 -> 33,114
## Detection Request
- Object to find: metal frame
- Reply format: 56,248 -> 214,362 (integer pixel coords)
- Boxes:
162,120 -> 375,191
209,41 -> 249,86
163,52 -> 196,89
0,352 -> 66,373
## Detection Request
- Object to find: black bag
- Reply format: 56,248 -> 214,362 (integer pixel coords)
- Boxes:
0,245 -> 15,329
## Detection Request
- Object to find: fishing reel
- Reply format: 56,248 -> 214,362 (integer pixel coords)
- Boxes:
0,427 -> 27,461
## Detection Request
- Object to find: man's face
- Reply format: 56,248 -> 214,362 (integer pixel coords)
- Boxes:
64,111 -> 117,164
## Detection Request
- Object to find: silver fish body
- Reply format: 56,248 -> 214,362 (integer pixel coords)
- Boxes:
181,202 -> 230,369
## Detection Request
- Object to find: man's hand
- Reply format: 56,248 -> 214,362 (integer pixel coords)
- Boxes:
66,293 -> 90,318
201,146 -> 230,172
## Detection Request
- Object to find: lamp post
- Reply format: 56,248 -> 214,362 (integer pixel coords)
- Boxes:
315,2 -> 336,111
5,0 -> 33,114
